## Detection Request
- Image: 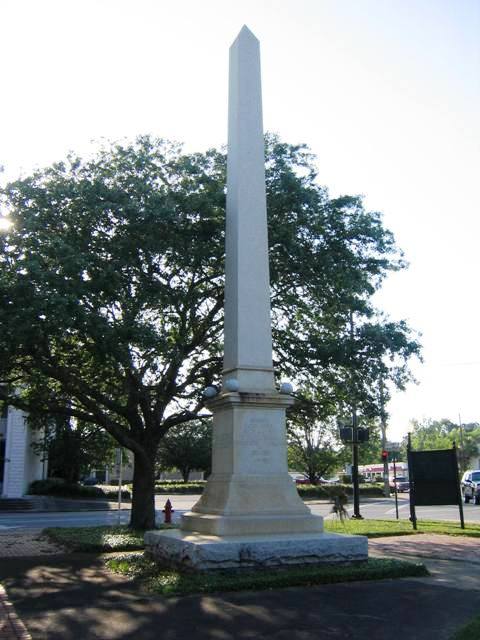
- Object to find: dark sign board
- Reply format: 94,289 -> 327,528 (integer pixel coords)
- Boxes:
409,449 -> 458,506
407,442 -> 464,529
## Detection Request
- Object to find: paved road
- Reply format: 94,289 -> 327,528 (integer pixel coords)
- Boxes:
0,494 -> 475,530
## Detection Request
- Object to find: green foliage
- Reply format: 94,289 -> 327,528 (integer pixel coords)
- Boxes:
154,481 -> 206,494
0,135 -> 420,529
44,525 -> 148,551
450,615 -> 480,640
156,420 -> 212,481
30,414 -> 117,484
403,419 -> 480,472
29,478 -> 131,500
106,553 -> 427,596
287,433 -> 340,484
297,483 -> 384,499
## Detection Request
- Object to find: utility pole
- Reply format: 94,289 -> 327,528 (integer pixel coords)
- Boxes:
349,311 -> 363,519
351,409 -> 363,519
458,413 -> 465,472
379,379 -> 390,498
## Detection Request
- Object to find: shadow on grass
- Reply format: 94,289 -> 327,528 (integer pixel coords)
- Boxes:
106,552 -> 429,597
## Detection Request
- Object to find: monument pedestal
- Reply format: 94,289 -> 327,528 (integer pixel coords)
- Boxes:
181,391 -> 324,536
144,390 -> 368,570
145,530 -> 368,571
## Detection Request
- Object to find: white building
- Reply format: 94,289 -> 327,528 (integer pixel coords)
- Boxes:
359,462 -> 409,482
0,405 -> 46,498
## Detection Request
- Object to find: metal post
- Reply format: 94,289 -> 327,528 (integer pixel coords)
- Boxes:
458,413 -> 465,473
407,433 -> 417,530
117,449 -> 123,526
393,456 -> 399,519
349,311 -> 362,520
351,411 -> 363,519
453,442 -> 465,529
379,379 -> 390,498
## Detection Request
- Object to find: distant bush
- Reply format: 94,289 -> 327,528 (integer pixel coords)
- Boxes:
152,480 -> 383,498
297,483 -> 383,499
154,481 -> 206,494
103,489 -> 131,500
28,479 -> 131,500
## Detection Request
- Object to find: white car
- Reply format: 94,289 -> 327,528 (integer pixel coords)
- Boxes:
461,470 -> 480,504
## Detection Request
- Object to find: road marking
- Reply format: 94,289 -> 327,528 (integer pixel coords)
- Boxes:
385,504 -> 410,514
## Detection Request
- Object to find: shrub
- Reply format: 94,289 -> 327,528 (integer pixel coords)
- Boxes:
150,481 -> 383,498
297,483 -> 383,499
154,481 -> 206,494
28,479 -> 130,500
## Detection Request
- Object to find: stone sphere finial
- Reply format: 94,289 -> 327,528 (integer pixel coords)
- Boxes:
203,386 -> 218,399
224,378 -> 240,392
279,381 -> 294,395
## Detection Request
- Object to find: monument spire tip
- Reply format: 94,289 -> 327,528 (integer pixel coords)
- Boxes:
234,24 -> 259,44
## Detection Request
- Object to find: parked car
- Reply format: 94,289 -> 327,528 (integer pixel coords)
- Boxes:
81,477 -> 100,486
461,470 -> 480,504
289,473 -> 309,485
389,476 -> 410,492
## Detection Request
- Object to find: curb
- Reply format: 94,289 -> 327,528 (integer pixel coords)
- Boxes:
0,585 -> 31,640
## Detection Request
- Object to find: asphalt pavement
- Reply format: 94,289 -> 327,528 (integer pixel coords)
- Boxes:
0,495 -> 477,530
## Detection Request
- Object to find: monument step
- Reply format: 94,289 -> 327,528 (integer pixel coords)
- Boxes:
145,529 -> 368,571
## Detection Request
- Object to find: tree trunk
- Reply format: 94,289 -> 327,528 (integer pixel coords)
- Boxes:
130,449 -> 156,530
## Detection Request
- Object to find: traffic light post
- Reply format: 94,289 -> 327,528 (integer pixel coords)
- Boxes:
339,417 -> 370,520
351,413 -> 363,519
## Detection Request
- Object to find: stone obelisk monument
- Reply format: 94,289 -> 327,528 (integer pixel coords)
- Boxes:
181,25 -> 322,536
145,26 -> 367,569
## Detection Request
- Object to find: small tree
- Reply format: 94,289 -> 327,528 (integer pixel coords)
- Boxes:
30,414 -> 117,484
287,394 -> 341,483
156,420 -> 212,482
404,418 -> 480,472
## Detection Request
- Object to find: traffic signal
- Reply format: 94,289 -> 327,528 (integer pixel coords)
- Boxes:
381,450 -> 388,462
339,426 -> 353,443
357,427 -> 370,443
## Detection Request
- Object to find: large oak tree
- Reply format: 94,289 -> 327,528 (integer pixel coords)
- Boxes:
0,135 -> 420,528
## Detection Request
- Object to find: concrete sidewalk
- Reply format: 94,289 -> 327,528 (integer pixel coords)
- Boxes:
1,533 -> 480,639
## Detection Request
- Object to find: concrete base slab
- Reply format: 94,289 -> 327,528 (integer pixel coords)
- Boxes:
144,529 -> 368,571
181,511 -> 323,536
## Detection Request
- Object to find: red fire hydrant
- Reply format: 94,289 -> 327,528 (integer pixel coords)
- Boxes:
163,499 -> 174,524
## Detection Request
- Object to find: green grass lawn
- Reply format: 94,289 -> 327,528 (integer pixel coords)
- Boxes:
450,614 -> 480,640
44,518 -> 480,553
105,553 -> 428,597
324,518 -> 480,538
43,524 -> 174,552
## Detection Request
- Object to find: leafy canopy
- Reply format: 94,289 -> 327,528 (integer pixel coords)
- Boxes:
0,134 -> 420,527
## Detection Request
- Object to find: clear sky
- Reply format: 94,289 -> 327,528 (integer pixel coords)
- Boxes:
1,0 -> 479,441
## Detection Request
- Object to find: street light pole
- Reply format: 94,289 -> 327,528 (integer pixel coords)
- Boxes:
379,379 -> 390,498
351,409 -> 363,519
348,310 -> 363,519
458,413 -> 465,472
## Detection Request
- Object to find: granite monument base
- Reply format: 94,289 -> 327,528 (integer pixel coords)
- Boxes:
144,529 -> 368,571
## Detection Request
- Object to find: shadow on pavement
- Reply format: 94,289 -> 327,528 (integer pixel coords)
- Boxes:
1,552 -> 480,639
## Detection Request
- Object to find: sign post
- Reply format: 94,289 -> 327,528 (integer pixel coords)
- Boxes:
339,421 -> 370,520
116,448 -> 123,526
